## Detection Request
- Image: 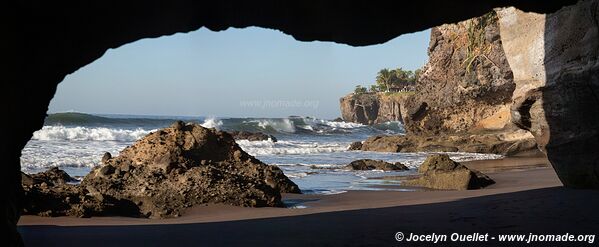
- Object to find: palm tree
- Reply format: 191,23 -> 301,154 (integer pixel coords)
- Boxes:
394,68 -> 413,84
376,68 -> 393,92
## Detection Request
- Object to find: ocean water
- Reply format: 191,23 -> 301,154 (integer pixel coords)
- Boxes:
20,113 -> 502,194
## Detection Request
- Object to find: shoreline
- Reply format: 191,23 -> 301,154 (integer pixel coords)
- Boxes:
19,155 -> 556,226
19,155 -> 599,246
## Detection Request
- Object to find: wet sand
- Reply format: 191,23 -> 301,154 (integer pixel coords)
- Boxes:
18,156 -> 599,246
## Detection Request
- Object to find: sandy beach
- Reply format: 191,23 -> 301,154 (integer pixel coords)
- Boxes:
18,155 -> 599,246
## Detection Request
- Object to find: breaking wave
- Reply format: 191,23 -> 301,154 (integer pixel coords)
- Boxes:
200,117 -> 223,129
31,126 -> 153,142
236,139 -> 347,156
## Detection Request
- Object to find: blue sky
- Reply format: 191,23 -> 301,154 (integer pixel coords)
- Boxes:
49,27 -> 430,119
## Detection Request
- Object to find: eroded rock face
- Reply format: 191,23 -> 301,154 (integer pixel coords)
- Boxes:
403,12 -> 516,135
498,0 -> 599,188
340,93 -> 408,125
81,121 -> 300,218
346,159 -> 408,171
403,154 -> 494,190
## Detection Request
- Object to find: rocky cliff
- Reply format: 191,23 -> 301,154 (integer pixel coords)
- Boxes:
403,12 -> 516,134
346,11 -> 538,155
339,93 -> 409,125
342,12 -> 519,134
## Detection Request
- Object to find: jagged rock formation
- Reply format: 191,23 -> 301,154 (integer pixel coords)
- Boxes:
403,154 -> 494,190
81,121 -> 300,218
0,1 -> 582,245
339,93 -> 408,125
346,159 -> 408,171
403,12 -> 516,134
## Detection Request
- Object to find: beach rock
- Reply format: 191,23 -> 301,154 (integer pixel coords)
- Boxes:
81,122 -> 300,218
171,120 -> 184,130
417,154 -> 461,173
346,159 -> 408,171
348,141 -> 363,150
21,168 -> 133,218
101,152 -> 112,164
228,130 -> 278,142
25,167 -> 77,186
340,93 -> 408,125
359,129 -> 538,156
403,154 -> 494,190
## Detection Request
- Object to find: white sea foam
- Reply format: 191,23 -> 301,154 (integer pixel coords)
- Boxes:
318,190 -> 347,195
320,119 -> 364,129
236,139 -> 347,155
274,163 -> 343,168
31,126 -> 152,141
20,138 -> 128,175
200,117 -> 223,129
301,118 -> 365,130
285,172 -> 309,179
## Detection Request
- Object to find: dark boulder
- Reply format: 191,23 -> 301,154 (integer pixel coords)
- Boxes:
348,141 -> 363,150
346,159 -> 408,171
25,167 -> 77,186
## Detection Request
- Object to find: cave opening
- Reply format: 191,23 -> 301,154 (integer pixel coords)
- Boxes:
8,1 -> 593,245
20,26 -> 433,207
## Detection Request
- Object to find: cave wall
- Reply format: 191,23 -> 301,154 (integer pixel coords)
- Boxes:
1,1 -> 580,245
499,0 -> 599,188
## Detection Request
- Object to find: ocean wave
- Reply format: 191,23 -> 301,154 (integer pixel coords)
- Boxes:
21,156 -> 99,171
45,112 -> 191,127
236,139 -> 347,155
254,118 -> 295,133
300,118 -> 365,129
372,121 -> 405,134
200,117 -> 223,129
31,126 -> 153,141
44,113 -> 405,136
